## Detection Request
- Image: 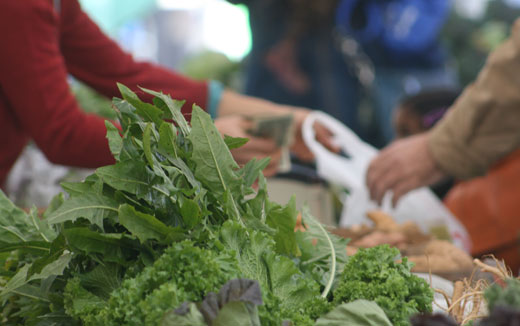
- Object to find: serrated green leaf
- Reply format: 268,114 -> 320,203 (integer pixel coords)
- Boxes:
96,161 -> 176,206
117,83 -> 164,126
43,193 -> 65,218
190,107 -> 241,196
240,158 -> 270,189
46,193 -> 119,229
189,107 -> 242,222
118,204 -> 184,244
180,198 -> 200,228
158,122 -> 178,159
28,248 -> 65,279
224,135 -> 249,150
61,175 -> 101,197
63,228 -> 136,264
0,241 -> 51,255
143,122 -> 155,167
265,197 -> 300,257
105,120 -> 123,160
140,87 -> 190,136
0,190 -> 53,243
28,207 -> 57,242
1,252 -> 72,298
166,158 -> 202,191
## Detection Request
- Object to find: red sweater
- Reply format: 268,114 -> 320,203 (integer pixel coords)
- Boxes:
0,0 -> 208,188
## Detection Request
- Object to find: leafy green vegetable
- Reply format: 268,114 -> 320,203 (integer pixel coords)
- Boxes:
0,191 -> 56,244
485,278 -> 520,311
333,245 -> 433,326
315,300 -> 393,326
87,241 -> 239,326
224,134 -> 249,150
2,84 -> 404,326
118,204 -> 183,244
296,206 -> 349,296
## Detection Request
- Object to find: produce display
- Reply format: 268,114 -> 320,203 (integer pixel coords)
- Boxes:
333,211 -> 474,280
0,85 -> 435,325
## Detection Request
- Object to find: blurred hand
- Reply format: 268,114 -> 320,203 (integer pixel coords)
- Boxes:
215,115 -> 281,177
366,133 -> 447,206
290,109 -> 340,161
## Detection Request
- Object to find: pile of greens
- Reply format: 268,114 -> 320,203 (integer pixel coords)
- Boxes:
0,84 -> 433,325
334,245 -> 434,326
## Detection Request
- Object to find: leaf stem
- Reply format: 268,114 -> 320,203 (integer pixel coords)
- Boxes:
314,220 -> 336,298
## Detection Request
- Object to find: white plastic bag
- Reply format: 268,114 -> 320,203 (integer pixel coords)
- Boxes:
303,111 -> 471,251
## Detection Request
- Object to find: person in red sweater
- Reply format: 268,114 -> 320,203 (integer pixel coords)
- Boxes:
0,0 -> 331,190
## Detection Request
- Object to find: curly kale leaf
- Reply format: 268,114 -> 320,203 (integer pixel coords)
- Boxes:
77,241 -> 240,326
333,245 -> 433,326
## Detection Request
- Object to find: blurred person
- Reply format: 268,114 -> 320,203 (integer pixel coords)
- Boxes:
230,0 -> 456,147
366,18 -> 520,207
0,0 -> 336,192
335,0 -> 458,144
395,89 -> 520,272
228,0 -> 366,138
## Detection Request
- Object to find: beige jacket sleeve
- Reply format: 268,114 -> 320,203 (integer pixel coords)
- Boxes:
429,19 -> 520,179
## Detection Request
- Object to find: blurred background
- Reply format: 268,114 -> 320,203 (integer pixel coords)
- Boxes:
7,0 -> 520,208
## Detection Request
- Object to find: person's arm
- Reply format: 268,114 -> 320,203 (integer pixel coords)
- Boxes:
429,18 -> 520,179
0,0 -> 114,169
366,18 -> 520,205
60,0 -> 209,116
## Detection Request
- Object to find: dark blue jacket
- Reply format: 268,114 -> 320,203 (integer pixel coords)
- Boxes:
336,0 -> 451,67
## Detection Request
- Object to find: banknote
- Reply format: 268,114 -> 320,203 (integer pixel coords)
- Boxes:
248,113 -> 294,173
248,113 -> 294,147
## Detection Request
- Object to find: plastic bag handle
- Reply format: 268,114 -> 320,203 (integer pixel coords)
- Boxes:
303,111 -> 377,165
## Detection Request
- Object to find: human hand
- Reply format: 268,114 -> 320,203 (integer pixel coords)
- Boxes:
215,115 -> 281,177
290,109 -> 340,161
366,133 -> 447,206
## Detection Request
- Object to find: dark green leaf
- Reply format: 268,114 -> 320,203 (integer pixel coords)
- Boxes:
28,249 -> 65,279
63,228 -> 136,264
46,193 -> 119,229
140,87 -> 190,136
118,204 -> 184,244
240,157 -> 270,189
105,120 -> 123,160
0,241 -> 51,255
96,161 -> 176,203
265,197 -> 300,257
117,83 -> 164,126
158,122 -> 178,159
78,264 -> 122,299
189,106 -> 241,198
180,198 -> 201,229
143,122 -> 155,167
1,252 -> 72,298
0,190 -> 54,243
